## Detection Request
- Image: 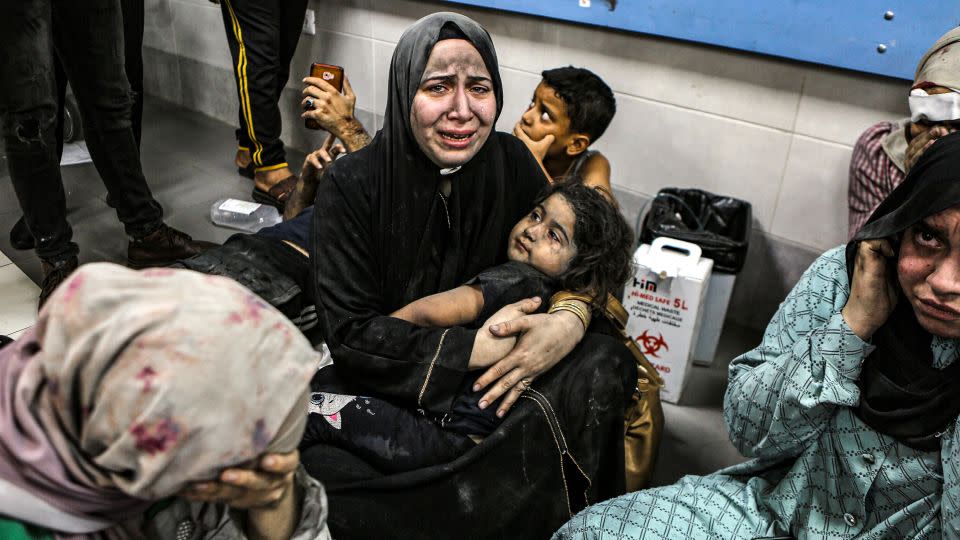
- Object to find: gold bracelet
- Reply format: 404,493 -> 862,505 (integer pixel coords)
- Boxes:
549,305 -> 590,330
550,291 -> 594,306
551,299 -> 592,326
548,300 -> 591,330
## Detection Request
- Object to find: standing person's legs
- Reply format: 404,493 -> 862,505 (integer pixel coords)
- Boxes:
220,0 -> 298,207
219,0 -> 255,176
0,1 -> 78,266
50,0 -> 162,239
277,0 -> 309,98
120,0 -> 145,147
9,0 -> 145,253
50,0 -> 214,268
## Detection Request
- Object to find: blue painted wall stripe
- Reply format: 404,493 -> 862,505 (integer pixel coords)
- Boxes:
441,0 -> 960,80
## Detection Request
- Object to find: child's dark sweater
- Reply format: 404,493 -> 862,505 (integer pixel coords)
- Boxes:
437,261 -> 557,436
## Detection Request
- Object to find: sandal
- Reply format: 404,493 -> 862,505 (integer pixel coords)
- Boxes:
252,175 -> 298,210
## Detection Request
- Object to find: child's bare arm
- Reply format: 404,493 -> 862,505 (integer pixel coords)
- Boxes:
580,153 -> 614,198
390,285 -> 484,327
468,305 -> 522,367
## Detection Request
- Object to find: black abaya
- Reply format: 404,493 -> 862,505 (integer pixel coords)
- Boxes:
306,12 -> 636,538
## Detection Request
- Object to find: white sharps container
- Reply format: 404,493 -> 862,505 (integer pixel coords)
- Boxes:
622,237 -> 712,404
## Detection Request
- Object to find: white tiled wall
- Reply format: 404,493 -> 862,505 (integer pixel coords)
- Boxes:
142,0 -> 915,327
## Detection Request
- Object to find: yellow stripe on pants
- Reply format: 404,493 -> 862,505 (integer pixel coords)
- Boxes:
224,0 -> 264,166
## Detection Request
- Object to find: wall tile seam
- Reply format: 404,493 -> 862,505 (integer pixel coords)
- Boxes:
789,132 -> 854,151
766,78 -> 808,233
171,0 -> 219,10
496,65 -> 818,137
161,23 -> 882,146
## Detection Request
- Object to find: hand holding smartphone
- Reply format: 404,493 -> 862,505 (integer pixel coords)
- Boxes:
305,63 -> 344,130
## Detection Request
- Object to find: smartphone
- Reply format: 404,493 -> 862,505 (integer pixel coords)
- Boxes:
305,63 -> 344,130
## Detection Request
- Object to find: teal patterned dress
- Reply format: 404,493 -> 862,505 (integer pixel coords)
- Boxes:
555,247 -> 960,539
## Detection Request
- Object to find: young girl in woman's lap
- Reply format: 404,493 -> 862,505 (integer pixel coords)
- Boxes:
300,180 -> 633,472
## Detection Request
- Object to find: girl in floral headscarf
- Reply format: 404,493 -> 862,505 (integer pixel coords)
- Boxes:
0,263 -> 329,539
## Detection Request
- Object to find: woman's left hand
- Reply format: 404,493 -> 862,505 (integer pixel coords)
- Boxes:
472,310 -> 585,417
180,451 -> 299,509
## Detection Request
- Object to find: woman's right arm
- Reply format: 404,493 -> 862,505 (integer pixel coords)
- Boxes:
723,247 -> 875,460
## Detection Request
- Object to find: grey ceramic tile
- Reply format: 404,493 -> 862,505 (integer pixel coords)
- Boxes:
0,264 -> 39,335
178,55 -> 238,127
368,0 -> 434,44
142,47 -> 184,105
727,230 -> 821,330
598,93 -> 792,230
291,29 -> 377,114
171,0 -> 233,69
771,135 -> 853,251
309,0 -> 373,38
794,68 -> 909,146
551,20 -> 805,131
496,67 -> 541,135
449,4 -> 559,76
611,187 -> 651,237
144,0 -> 178,54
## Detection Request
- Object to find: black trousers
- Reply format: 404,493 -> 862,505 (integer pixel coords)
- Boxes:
55,0 -> 145,153
220,0 -> 308,172
0,0 -> 162,261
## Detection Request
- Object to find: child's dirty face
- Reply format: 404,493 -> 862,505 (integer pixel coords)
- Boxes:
517,82 -> 575,158
507,193 -> 577,277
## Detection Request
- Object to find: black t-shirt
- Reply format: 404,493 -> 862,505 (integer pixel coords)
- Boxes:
439,261 -> 557,436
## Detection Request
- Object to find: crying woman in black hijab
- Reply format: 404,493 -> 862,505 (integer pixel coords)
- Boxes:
306,13 -> 640,538
310,12 -> 594,423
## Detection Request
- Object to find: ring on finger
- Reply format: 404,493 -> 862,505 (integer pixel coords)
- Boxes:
516,378 -> 532,391
305,97 -> 315,109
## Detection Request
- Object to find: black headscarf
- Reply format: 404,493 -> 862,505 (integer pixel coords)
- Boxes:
849,131 -> 960,451
354,12 -> 544,308
310,13 -> 546,411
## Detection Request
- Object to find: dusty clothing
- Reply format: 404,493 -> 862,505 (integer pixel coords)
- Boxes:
300,261 -> 556,473
557,133 -> 960,540
0,264 -> 324,538
305,12 -> 637,539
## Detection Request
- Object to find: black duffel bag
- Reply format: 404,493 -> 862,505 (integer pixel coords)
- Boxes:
639,188 -> 752,274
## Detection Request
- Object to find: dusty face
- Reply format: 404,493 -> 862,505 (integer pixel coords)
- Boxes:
409,39 -> 496,168
909,85 -> 960,139
897,205 -> 960,338
507,193 -> 577,278
518,82 -> 579,158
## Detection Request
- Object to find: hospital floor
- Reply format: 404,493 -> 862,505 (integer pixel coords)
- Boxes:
0,96 -> 759,486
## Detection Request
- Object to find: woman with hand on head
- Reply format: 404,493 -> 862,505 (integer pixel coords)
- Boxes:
0,264 -> 329,540
556,133 -> 960,539
295,12 -> 642,539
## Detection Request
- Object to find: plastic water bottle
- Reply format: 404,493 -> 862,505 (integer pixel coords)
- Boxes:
210,198 -> 281,233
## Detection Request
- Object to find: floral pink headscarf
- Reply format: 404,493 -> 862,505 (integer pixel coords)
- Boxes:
0,263 -> 319,536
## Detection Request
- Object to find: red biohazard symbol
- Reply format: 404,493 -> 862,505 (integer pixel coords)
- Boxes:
637,330 -> 669,358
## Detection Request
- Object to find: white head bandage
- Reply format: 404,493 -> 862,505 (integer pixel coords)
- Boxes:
909,88 -> 960,123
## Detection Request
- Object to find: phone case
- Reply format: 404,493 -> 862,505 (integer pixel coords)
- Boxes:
305,63 -> 344,130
